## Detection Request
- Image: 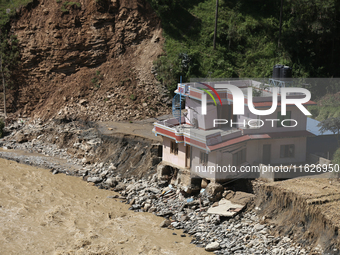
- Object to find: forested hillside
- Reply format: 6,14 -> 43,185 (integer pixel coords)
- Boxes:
148,0 -> 340,96
0,0 -> 340,117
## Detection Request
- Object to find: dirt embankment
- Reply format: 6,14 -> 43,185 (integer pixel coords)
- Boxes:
1,119 -> 162,179
254,178 -> 340,254
6,0 -> 171,122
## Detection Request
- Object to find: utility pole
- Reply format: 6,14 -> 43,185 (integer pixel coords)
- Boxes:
278,0 -> 283,48
0,31 -> 6,118
213,0 -> 219,50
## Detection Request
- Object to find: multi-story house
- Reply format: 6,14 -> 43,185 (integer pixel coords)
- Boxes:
153,79 -> 316,184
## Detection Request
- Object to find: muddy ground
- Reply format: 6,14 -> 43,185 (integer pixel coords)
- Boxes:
0,158 -> 208,255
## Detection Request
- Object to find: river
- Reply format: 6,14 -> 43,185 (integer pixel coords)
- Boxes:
0,158 -> 208,255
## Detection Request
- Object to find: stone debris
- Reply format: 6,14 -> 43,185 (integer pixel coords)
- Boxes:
0,119 -> 320,255
207,199 -> 244,217
205,242 -> 220,251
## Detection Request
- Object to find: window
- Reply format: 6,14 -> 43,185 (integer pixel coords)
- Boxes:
280,144 -> 295,158
170,141 -> 178,155
200,151 -> 208,165
277,111 -> 291,127
232,148 -> 246,166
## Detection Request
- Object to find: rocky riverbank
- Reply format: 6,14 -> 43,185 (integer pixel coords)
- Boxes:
0,119 -> 323,254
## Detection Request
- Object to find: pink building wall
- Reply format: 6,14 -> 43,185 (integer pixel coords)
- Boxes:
190,136 -> 307,180
162,137 -> 187,168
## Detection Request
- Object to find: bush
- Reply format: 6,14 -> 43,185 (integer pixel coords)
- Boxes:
0,119 -> 4,138
332,148 -> 340,178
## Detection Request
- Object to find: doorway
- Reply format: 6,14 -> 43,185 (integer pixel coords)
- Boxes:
262,144 -> 271,164
185,145 -> 191,168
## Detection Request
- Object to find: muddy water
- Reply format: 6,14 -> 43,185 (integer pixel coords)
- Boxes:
0,159 -> 208,255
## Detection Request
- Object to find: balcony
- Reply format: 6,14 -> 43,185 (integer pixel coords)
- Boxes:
153,117 -> 242,150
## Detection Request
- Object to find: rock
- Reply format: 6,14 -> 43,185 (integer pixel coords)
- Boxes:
146,187 -> 160,194
81,157 -> 89,164
87,177 -> 102,183
160,219 -> 171,228
205,182 -> 224,202
114,182 -> 127,191
99,170 -> 108,178
254,223 -> 265,231
105,177 -> 117,186
205,242 -> 220,251
79,99 -> 88,105
144,203 -> 151,211
228,191 -> 256,206
148,206 -> 157,213
129,198 -> 135,205
272,248 -> 280,254
201,178 -> 209,188
171,221 -> 180,228
15,133 -> 28,143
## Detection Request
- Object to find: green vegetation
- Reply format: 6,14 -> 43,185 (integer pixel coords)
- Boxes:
308,93 -> 340,121
56,1 -> 81,13
91,70 -> 103,88
0,0 -> 33,27
0,118 -> 4,138
333,148 -> 340,164
0,32 -> 20,89
147,0 -> 340,94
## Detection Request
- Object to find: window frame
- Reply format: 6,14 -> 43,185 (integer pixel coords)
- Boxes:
232,148 -> 247,166
170,141 -> 178,155
280,144 -> 295,158
200,151 -> 208,166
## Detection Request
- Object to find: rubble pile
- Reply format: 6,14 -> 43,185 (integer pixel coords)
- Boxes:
108,177 -> 315,254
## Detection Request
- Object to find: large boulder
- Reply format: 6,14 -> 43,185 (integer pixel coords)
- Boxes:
205,182 -> 224,202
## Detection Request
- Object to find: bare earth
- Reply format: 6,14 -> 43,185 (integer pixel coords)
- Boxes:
0,158 -> 208,255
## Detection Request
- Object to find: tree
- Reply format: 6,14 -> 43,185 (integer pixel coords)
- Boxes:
0,31 -> 20,117
0,118 -> 4,138
318,117 -> 340,145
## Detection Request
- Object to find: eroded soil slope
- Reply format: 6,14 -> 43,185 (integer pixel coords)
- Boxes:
7,0 -> 171,121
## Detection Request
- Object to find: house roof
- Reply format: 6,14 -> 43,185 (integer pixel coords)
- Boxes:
207,130 -> 315,151
306,117 -> 334,136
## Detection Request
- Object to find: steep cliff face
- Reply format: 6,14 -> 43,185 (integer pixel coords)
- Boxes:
8,0 -> 171,121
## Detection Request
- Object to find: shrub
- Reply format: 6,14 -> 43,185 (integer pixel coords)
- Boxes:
332,148 -> 340,178
333,148 -> 340,164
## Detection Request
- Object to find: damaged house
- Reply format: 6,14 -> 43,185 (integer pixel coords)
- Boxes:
153,78 -> 316,187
